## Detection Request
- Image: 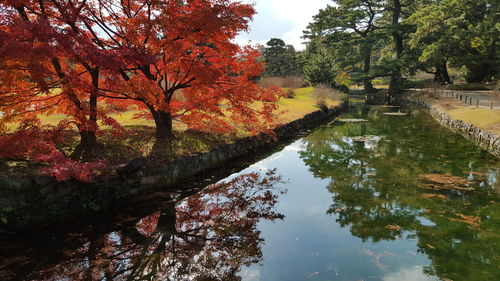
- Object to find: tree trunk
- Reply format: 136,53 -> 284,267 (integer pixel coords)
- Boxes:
147,105 -> 174,144
71,129 -> 99,161
70,69 -> 100,161
363,46 -> 375,93
388,0 -> 403,97
435,60 -> 451,84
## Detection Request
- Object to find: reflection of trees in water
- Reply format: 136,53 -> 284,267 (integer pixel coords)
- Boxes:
299,107 -> 500,281
4,170 -> 285,281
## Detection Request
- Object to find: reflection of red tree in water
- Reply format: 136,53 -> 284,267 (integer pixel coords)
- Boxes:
29,170 -> 284,281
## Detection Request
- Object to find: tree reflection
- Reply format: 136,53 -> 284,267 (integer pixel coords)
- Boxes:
1,170 -> 285,281
300,106 -> 500,281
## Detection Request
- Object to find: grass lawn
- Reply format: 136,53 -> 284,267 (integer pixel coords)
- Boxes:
8,87 -> 331,130
275,87 -> 340,122
1,87 -> 338,169
412,92 -> 500,135
446,106 -> 500,135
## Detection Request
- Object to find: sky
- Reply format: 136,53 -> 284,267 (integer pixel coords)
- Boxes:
235,0 -> 331,51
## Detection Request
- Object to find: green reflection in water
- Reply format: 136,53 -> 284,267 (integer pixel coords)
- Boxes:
299,105 -> 500,281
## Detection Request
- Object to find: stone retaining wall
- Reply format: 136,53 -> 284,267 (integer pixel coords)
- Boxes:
0,103 -> 347,230
406,97 -> 500,158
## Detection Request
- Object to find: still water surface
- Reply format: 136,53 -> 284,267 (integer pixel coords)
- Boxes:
1,104 -> 499,281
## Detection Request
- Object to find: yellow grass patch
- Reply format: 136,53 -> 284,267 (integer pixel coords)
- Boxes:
415,92 -> 500,135
275,87 -> 340,123
4,87 -> 339,134
445,106 -> 500,135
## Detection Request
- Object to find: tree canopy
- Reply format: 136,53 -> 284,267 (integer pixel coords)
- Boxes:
0,0 -> 283,180
260,38 -> 303,77
304,0 -> 499,96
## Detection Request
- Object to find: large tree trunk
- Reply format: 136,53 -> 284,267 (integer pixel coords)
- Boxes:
388,0 -> 403,97
434,60 -> 452,84
151,109 -> 174,143
70,69 -> 100,161
440,60 -> 452,84
363,46 -> 376,93
71,129 -> 99,161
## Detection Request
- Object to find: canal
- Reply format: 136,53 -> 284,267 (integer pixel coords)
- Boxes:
1,104 -> 499,281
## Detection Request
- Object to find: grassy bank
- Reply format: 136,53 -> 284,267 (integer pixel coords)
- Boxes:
1,87 -> 340,174
410,92 -> 500,135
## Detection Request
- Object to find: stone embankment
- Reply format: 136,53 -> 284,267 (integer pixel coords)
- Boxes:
406,97 -> 500,158
0,103 -> 347,230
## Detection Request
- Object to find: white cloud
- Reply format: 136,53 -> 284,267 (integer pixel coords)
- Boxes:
236,0 -> 331,50
383,266 -> 439,281
239,266 -> 261,281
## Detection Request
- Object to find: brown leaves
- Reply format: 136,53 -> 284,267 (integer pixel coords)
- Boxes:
469,171 -> 487,177
421,193 -> 448,200
448,213 -> 481,229
419,173 -> 474,191
385,224 -> 402,231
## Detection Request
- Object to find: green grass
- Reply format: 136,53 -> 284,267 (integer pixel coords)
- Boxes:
276,87 -> 340,122
446,106 -> 500,135
2,87 -> 338,166
8,88 -> 331,131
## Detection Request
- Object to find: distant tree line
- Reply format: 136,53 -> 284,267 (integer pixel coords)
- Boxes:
260,38 -> 305,78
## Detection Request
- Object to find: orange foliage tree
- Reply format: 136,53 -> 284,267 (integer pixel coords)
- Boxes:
0,0 -> 128,161
84,0 -> 283,144
0,0 -> 282,180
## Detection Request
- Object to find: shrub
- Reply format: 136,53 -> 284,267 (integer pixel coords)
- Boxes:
258,76 -> 307,89
285,88 -> 296,98
312,84 -> 342,109
283,76 -> 306,89
372,78 -> 390,85
313,84 -> 342,100
335,71 -> 352,89
401,79 -> 430,89
258,77 -> 285,88
316,99 -> 329,111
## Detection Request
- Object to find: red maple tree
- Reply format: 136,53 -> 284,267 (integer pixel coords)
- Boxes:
84,0 -> 283,144
0,0 -> 283,180
0,0 -> 129,161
